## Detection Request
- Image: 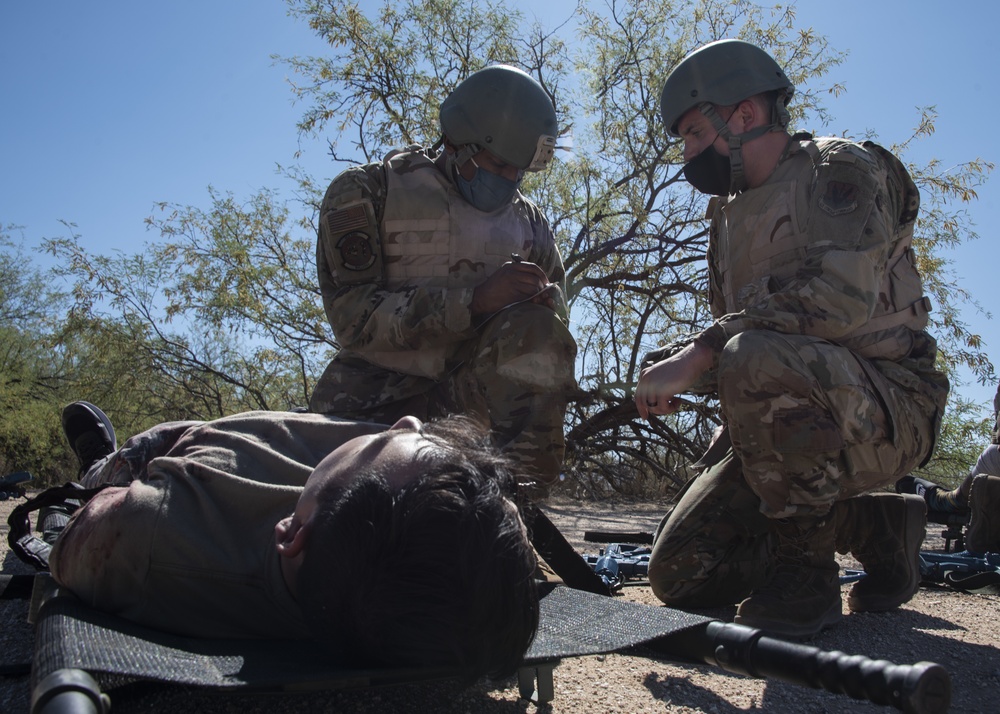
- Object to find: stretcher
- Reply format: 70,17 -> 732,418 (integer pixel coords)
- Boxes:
6,574 -> 950,714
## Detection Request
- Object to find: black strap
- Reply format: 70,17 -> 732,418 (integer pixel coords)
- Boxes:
7,483 -> 112,571
583,530 -> 655,545
0,573 -> 36,600
523,503 -> 611,596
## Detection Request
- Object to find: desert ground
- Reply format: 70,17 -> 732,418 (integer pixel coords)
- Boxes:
1,494 -> 998,713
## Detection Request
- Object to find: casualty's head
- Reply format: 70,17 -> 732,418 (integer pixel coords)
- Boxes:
439,64 -> 558,212
660,39 -> 794,195
280,414 -> 539,679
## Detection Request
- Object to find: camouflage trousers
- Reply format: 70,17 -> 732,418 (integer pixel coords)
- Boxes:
648,330 -> 939,607
309,302 -> 577,485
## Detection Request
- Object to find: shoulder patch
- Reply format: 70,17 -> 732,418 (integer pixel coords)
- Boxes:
819,180 -> 860,216
337,231 -> 377,271
321,199 -> 385,285
326,203 -> 370,234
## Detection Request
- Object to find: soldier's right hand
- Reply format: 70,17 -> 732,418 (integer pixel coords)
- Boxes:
471,260 -> 551,316
634,341 -> 713,420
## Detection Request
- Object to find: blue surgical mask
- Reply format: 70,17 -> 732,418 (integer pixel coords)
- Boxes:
455,158 -> 521,213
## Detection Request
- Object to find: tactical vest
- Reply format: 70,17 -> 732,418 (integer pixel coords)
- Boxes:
711,137 -> 930,362
359,148 -> 537,379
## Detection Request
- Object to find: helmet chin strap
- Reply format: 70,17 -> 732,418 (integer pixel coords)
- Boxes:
698,103 -> 782,193
439,137 -> 482,184
455,143 -> 480,166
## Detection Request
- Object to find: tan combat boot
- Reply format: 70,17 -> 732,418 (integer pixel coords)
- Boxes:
833,493 -> 926,612
966,475 -> 1000,553
734,515 -> 842,638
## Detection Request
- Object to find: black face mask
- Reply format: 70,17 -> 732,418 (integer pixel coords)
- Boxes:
683,144 -> 732,196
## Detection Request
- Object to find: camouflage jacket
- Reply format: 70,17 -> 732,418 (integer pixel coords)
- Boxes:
316,145 -> 566,379
695,134 -> 948,402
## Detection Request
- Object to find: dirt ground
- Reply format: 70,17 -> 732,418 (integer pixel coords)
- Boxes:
1,493 -> 998,713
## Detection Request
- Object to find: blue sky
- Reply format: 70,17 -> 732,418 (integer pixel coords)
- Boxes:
2,0 -> 997,411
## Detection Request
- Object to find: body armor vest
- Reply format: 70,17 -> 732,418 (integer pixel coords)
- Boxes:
380,149 -> 535,284
712,137 -> 930,362
359,148 -> 536,378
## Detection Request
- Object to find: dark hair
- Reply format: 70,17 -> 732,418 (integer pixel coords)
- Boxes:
296,415 -> 539,679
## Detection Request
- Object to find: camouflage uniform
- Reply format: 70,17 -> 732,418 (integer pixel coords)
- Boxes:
648,135 -> 950,606
966,383 -> 1000,483
971,383 -> 1000,478
992,381 -> 1000,445
309,146 -> 577,484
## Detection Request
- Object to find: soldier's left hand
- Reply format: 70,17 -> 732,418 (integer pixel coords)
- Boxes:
471,260 -> 551,315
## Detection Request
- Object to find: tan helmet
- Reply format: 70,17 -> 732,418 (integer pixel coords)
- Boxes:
660,39 -> 793,137
439,65 -> 558,172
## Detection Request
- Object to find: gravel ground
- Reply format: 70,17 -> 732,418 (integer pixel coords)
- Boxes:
1,494 -> 998,713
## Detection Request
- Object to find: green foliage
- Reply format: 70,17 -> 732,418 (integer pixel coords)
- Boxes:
44,189 -> 331,420
278,0 -> 995,492
2,0 -> 993,494
0,227 -> 76,482
894,109 -> 996,389
914,395 -> 992,489
277,0 -> 857,492
0,191 -> 333,485
283,0 -> 532,161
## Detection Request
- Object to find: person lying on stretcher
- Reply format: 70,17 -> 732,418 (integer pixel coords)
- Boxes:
48,401 -> 539,679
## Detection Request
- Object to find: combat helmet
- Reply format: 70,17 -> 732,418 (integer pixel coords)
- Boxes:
660,39 -> 793,194
660,39 -> 793,137
440,65 -> 558,172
